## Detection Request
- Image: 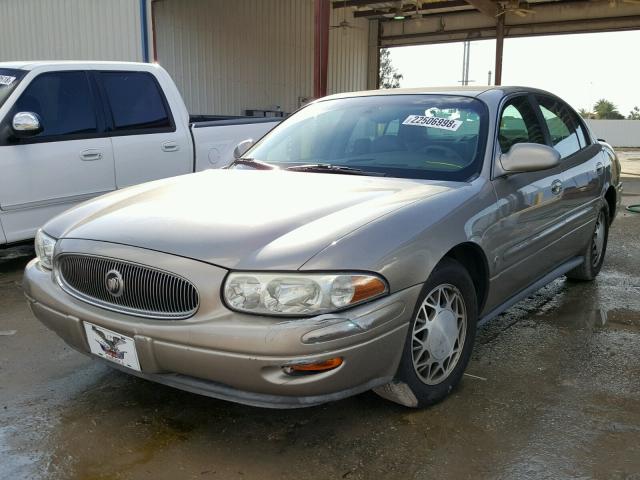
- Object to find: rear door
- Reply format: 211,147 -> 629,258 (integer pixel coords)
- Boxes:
487,94 -> 567,306
534,95 -> 601,249
0,70 -> 115,242
96,71 -> 192,188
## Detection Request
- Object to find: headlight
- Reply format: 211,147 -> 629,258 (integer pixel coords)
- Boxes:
34,229 -> 56,270
223,272 -> 388,316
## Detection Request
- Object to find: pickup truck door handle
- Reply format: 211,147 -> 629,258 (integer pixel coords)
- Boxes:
80,149 -> 103,161
596,162 -> 604,174
161,141 -> 180,152
551,179 -> 563,195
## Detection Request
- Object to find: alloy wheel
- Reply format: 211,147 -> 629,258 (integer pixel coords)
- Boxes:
591,210 -> 606,268
411,284 -> 467,385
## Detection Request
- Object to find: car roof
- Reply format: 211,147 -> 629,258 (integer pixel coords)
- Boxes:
0,60 -> 152,71
321,85 -> 557,101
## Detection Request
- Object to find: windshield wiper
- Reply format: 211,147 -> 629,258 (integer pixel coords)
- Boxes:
286,164 -> 387,177
227,158 -> 276,170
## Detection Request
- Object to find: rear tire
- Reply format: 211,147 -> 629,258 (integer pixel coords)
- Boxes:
566,205 -> 609,282
374,258 -> 477,408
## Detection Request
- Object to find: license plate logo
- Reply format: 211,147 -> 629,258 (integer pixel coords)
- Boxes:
83,322 -> 141,371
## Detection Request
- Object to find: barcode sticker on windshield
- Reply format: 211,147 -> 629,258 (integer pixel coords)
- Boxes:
0,75 -> 16,86
402,115 -> 462,131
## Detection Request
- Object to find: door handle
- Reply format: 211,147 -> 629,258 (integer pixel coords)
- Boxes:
551,179 -> 563,195
161,141 -> 180,152
80,149 -> 103,161
596,162 -> 604,174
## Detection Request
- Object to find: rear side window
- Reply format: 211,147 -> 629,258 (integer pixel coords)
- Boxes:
12,71 -> 97,137
536,96 -> 582,158
100,72 -> 172,132
0,68 -> 27,109
498,96 -> 545,152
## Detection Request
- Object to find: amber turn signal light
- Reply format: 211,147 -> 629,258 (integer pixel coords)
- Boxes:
283,357 -> 343,375
351,276 -> 387,304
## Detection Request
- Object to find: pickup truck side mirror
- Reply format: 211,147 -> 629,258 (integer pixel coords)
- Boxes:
234,138 -> 254,159
12,112 -> 43,137
499,143 -> 560,175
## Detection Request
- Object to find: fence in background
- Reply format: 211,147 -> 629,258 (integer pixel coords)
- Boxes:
586,120 -> 640,148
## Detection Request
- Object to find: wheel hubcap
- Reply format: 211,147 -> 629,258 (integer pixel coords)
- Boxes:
592,211 -> 606,267
411,284 -> 467,385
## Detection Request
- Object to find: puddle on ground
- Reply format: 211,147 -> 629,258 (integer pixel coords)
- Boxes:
539,304 -> 640,333
0,245 -> 34,263
530,270 -> 640,333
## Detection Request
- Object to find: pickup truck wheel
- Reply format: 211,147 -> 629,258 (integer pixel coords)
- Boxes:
566,205 -> 609,282
374,258 -> 477,408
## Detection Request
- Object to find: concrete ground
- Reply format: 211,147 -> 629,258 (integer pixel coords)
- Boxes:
2,161 -> 639,480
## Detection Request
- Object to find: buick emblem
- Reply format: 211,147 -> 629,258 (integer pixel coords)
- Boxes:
105,269 -> 124,297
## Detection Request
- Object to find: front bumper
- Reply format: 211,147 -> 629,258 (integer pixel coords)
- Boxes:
23,241 -> 421,408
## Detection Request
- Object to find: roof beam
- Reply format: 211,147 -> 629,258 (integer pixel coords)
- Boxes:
353,0 -> 471,18
381,15 -> 640,46
331,0 -> 380,8
463,0 -> 497,17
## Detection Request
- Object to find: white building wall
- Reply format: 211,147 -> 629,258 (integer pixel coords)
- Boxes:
327,7 -> 369,95
0,0 -> 143,62
586,120 -> 640,148
153,0 -> 369,115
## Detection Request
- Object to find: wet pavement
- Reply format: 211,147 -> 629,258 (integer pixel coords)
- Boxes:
1,179 -> 639,480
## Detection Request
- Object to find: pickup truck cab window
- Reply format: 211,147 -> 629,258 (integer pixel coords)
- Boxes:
498,95 -> 546,152
99,71 -> 173,133
12,71 -> 98,139
535,96 -> 583,158
247,94 -> 488,181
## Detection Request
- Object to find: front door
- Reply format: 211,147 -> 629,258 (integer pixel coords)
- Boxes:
0,71 -> 115,242
485,94 -> 566,311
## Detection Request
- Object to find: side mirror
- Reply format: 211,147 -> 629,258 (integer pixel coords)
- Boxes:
12,111 -> 42,136
233,138 -> 254,159
499,143 -> 560,174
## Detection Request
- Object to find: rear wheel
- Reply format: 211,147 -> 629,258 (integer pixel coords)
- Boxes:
566,205 -> 609,281
374,258 -> 477,408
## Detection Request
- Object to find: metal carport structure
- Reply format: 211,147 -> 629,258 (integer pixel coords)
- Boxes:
1,0 -> 639,114
322,0 -> 640,91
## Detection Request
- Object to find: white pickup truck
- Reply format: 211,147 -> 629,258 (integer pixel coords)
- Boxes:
0,61 -> 280,246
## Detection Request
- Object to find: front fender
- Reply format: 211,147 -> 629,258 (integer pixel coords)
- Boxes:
300,178 -> 499,293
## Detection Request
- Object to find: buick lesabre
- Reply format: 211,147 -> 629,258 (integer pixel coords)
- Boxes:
24,87 -> 622,408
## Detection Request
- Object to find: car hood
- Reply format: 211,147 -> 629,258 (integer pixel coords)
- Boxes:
46,169 -> 456,270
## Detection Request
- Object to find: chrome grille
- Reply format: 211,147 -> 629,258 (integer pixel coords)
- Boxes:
56,254 -> 199,319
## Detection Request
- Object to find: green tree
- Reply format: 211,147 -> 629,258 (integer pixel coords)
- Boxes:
379,48 -> 403,89
593,99 -> 625,119
629,106 -> 640,120
578,108 -> 596,119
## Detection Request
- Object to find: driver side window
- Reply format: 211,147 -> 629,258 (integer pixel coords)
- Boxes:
499,96 -> 545,152
12,71 -> 97,139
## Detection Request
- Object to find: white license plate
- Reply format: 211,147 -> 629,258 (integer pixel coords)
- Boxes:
83,322 -> 141,372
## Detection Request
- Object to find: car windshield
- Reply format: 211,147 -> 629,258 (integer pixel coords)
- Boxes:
246,94 -> 488,181
0,68 -> 26,109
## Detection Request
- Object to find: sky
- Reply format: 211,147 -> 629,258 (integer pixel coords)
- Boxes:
388,30 -> 640,116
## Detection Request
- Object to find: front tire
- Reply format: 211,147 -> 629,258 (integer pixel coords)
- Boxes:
566,205 -> 609,281
374,258 -> 477,408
